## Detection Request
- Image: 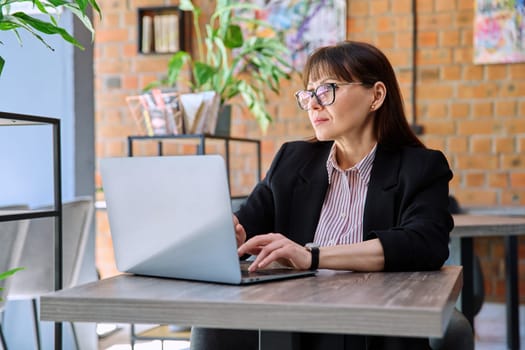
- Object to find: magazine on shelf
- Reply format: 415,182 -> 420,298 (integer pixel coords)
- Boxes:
126,89 -> 183,136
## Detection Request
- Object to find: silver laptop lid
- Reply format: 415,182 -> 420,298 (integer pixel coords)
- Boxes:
100,155 -> 243,284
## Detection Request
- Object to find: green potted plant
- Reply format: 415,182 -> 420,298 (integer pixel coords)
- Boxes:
0,0 -> 101,75
146,0 -> 292,133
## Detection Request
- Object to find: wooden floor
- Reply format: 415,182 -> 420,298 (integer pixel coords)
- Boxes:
98,302 -> 524,350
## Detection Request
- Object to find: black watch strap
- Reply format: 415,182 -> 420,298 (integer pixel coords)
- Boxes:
305,243 -> 320,271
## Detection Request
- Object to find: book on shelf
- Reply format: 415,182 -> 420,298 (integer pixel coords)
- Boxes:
141,15 -> 153,53
141,13 -> 179,54
167,14 -> 179,53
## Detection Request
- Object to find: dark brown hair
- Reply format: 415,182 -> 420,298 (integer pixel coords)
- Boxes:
303,41 -> 424,148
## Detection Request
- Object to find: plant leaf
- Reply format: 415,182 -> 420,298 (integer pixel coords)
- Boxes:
12,12 -> 83,48
143,80 -> 162,92
1,15 -> 56,50
166,50 -> 191,86
178,0 -> 195,12
76,0 -> 88,11
46,0 -> 74,6
45,0 -> 101,17
0,267 -> 24,281
223,24 -> 243,49
193,61 -> 216,87
238,80 -> 271,133
0,267 -> 24,302
0,21 -> 20,30
0,56 -> 4,76
86,0 -> 102,17
64,3 -> 96,40
28,0 -> 50,15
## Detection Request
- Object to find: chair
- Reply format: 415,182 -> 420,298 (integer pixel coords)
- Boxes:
0,217 -> 30,350
7,197 -> 94,350
231,196 -> 248,212
430,308 -> 474,350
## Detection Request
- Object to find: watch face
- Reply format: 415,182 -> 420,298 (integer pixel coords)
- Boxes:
305,242 -> 319,250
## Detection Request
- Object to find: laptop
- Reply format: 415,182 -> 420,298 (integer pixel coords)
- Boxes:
100,155 -> 316,285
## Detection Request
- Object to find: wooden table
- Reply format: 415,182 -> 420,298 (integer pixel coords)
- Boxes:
41,266 -> 462,350
451,214 -> 525,350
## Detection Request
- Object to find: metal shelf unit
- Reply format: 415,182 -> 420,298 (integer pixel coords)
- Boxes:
0,111 -> 63,350
127,133 -> 262,192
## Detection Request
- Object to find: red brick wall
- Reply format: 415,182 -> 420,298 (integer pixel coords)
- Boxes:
93,0 -> 525,302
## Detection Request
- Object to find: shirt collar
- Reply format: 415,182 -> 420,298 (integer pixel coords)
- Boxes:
325,143 -> 377,185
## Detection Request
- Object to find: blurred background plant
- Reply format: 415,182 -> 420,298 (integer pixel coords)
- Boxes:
0,0 -> 101,75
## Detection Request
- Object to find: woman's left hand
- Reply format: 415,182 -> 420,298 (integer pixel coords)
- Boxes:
237,233 -> 312,272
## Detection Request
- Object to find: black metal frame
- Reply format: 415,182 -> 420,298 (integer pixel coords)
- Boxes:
459,235 -> 520,350
127,133 -> 262,188
0,111 -> 62,350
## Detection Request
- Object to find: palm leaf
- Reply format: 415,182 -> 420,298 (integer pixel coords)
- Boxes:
0,267 -> 24,301
12,12 -> 82,47
0,267 -> 24,281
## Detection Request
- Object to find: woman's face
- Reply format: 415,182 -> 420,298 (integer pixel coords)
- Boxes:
306,75 -> 377,143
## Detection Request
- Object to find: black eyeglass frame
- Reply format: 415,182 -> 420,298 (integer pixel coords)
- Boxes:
294,82 -> 363,111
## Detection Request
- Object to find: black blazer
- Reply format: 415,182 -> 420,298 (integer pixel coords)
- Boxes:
236,140 -> 454,271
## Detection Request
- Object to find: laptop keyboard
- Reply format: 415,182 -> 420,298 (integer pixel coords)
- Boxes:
239,260 -> 297,277
242,269 -> 301,278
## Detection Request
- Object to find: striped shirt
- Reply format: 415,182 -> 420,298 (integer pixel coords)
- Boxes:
313,144 -> 377,247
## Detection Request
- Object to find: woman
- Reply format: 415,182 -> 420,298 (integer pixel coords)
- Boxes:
191,41 -> 454,350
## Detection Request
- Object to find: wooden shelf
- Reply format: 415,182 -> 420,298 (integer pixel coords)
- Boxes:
137,6 -> 189,55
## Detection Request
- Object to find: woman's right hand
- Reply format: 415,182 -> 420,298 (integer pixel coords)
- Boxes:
233,214 -> 246,247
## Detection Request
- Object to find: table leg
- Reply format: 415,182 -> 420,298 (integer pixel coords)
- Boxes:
459,237 -> 475,326
505,235 -> 520,350
259,330 -> 295,350
54,322 -> 62,350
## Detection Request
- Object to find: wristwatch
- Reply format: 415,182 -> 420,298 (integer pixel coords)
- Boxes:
305,242 -> 320,271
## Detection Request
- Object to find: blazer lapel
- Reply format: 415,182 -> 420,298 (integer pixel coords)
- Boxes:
363,144 -> 400,237
289,142 -> 331,245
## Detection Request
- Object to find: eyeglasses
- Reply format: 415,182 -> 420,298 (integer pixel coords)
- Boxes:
294,82 -> 363,111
